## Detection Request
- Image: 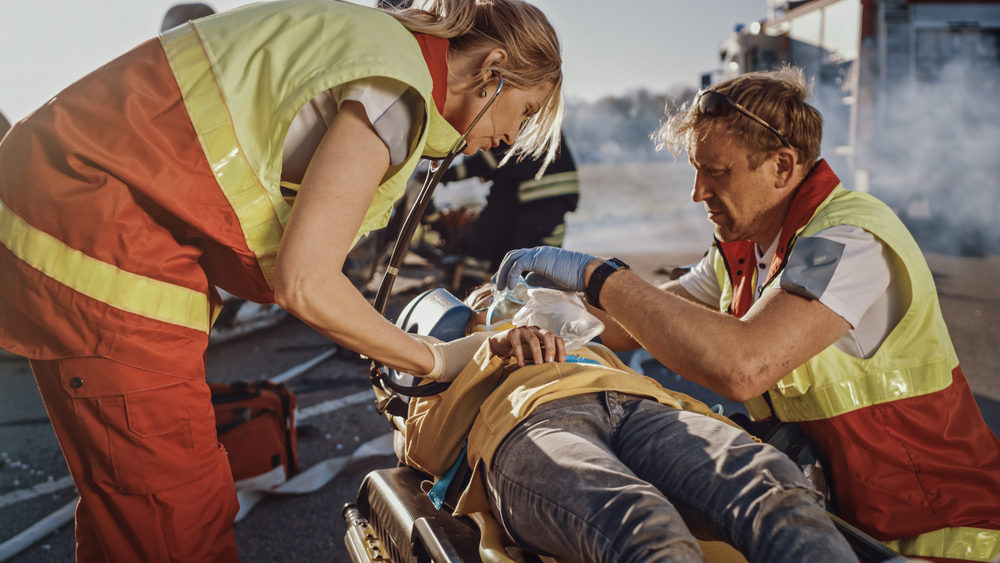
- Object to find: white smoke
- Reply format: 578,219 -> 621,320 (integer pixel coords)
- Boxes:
866,57 -> 998,256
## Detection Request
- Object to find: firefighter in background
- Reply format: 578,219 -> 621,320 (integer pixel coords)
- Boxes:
0,0 -> 563,559
377,0 -> 413,8
383,0 -> 576,295
430,134 -> 579,294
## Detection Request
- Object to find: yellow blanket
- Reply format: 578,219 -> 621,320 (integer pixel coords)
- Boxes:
404,341 -> 745,516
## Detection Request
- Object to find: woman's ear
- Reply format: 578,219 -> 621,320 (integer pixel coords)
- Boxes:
480,48 -> 508,75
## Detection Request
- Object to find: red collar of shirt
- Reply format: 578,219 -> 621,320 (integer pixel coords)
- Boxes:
413,33 -> 449,114
717,159 -> 841,317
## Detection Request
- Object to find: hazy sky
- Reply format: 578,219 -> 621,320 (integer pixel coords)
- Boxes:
0,0 -> 765,122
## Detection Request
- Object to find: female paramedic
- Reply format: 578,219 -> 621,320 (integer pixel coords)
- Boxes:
0,0 -> 563,560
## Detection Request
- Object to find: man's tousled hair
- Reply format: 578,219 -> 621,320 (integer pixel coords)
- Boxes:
655,66 -> 823,169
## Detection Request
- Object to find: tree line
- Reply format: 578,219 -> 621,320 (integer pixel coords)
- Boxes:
562,85 -> 697,164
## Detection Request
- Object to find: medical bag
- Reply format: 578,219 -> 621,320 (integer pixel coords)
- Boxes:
209,380 -> 299,482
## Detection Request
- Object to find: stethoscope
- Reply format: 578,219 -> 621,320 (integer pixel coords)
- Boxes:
370,78 -> 504,410
371,77 -> 504,315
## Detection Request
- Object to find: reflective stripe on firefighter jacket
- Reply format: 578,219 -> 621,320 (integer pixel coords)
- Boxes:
0,0 -> 458,371
709,159 -> 1000,562
441,138 -> 579,268
446,144 -> 580,204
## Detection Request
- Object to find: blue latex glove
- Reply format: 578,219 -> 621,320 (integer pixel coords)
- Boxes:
523,272 -> 562,289
494,246 -> 596,292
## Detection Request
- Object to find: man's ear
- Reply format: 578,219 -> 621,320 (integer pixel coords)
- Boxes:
773,147 -> 799,190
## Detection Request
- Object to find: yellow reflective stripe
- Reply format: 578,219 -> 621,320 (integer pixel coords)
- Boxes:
480,150 -> 498,169
0,203 -> 210,333
517,171 -> 579,203
771,357 -> 954,421
744,396 -> 773,421
160,26 -> 285,287
279,181 -> 300,206
884,526 -> 1000,562
540,223 -> 566,247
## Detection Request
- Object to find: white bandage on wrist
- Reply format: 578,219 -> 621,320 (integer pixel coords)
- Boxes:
412,332 -> 491,383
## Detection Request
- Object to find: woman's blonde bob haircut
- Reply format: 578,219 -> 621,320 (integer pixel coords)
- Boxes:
385,0 -> 564,172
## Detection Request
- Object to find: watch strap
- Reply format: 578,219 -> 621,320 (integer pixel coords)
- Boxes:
585,258 -> 630,310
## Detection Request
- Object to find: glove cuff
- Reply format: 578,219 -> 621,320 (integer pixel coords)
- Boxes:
413,335 -> 446,380
414,332 -> 492,383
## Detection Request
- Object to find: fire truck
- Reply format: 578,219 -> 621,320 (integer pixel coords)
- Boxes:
705,0 -> 1000,256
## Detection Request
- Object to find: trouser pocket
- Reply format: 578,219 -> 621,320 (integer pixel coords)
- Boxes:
72,378 -> 216,494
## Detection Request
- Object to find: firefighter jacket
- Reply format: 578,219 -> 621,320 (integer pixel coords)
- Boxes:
0,0 -> 459,376
441,136 -> 579,268
710,159 -> 1000,562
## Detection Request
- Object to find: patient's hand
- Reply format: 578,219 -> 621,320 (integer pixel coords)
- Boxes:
489,326 -> 566,367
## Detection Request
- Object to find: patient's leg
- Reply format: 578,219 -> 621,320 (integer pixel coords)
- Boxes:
612,395 -> 856,563
484,393 -> 705,563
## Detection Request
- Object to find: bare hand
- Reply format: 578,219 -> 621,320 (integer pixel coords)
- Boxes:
489,326 -> 566,367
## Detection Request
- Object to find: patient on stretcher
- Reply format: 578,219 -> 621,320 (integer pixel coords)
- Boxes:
399,282 -> 856,563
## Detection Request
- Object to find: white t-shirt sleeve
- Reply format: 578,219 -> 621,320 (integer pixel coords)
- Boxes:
284,77 -> 420,171
798,225 -> 891,329
339,77 -> 421,166
678,249 -> 722,307
675,227 -> 895,359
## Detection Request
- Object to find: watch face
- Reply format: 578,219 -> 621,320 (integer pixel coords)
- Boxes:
609,258 -> 629,270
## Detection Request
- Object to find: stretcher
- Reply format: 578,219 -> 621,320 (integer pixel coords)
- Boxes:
342,287 -> 902,563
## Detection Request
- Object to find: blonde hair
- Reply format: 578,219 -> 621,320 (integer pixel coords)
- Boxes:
655,66 -> 822,170
384,0 -> 564,172
463,283 -> 495,309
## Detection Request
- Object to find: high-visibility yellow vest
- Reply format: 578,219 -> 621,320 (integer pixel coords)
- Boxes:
0,1 -> 460,368
161,0 -> 461,289
720,187 -> 958,421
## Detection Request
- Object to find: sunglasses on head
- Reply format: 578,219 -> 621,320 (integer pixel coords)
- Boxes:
697,90 -> 791,149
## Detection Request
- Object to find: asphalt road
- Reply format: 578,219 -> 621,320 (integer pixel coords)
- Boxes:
1,251 -> 998,563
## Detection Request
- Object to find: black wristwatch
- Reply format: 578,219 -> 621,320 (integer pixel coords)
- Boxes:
585,257 -> 630,310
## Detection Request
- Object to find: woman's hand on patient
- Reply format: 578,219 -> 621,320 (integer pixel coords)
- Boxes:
490,326 -> 566,367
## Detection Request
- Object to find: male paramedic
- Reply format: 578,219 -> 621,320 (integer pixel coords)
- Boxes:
495,67 -> 1000,563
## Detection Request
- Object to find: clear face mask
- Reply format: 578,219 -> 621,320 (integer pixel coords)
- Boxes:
486,276 -> 605,351
486,276 -> 530,330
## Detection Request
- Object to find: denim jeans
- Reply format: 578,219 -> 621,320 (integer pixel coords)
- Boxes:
484,392 -> 856,563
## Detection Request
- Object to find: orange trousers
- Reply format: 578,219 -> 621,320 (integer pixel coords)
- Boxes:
30,357 -> 239,562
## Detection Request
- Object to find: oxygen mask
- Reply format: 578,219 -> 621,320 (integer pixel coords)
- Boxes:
486,276 -> 530,330
487,276 -> 604,351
